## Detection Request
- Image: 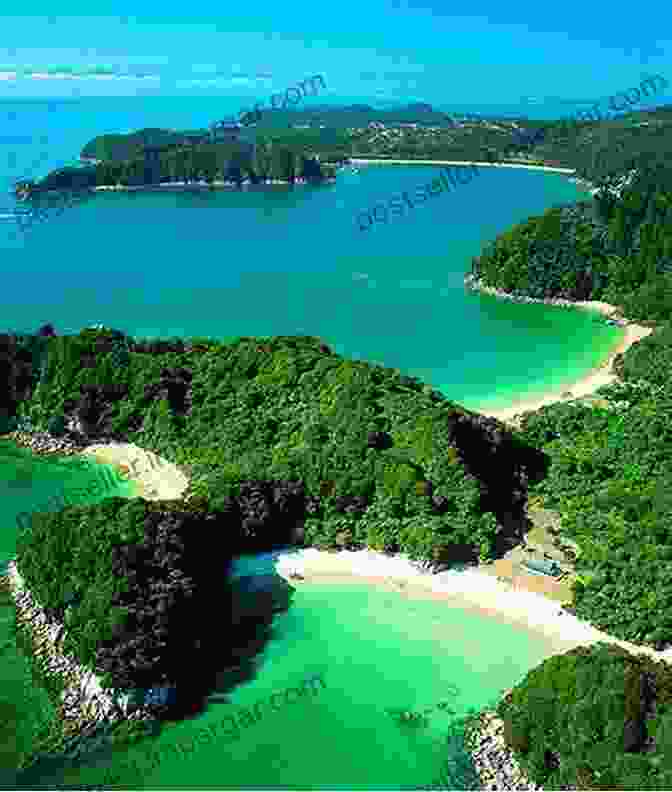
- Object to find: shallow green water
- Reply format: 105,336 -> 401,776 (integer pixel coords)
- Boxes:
30,581 -> 560,790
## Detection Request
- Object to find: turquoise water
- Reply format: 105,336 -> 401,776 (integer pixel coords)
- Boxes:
1,97 -> 622,415
0,96 -> 622,787
14,576 -> 562,790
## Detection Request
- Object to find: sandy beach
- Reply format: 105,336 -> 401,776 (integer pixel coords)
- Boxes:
484,318 -> 654,423
350,158 -> 575,174
274,548 -> 672,666
462,276 -> 656,424
77,442 -> 190,501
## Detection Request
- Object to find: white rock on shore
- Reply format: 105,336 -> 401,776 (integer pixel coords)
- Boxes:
463,710 -> 544,790
3,561 -> 147,736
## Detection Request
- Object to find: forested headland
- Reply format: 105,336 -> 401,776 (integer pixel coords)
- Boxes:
14,126 -> 340,199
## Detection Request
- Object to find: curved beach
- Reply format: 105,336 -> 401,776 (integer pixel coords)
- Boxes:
274,547 -> 672,666
463,276 -> 655,424
484,320 -> 653,422
350,158 -> 575,173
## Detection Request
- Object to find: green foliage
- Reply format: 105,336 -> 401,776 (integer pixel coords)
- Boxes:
39,127 -> 334,191
469,137 -> 672,658
14,331 -> 535,701
620,274 -> 672,322
16,497 -> 149,673
497,643 -> 672,790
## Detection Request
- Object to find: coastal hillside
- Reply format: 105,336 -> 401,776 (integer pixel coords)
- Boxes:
470,156 -> 672,320
491,642 -> 672,789
467,144 -> 672,648
3,329 -> 547,722
463,142 -> 672,788
14,127 -> 337,200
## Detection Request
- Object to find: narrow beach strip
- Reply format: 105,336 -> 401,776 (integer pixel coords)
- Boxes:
464,274 -> 655,423
350,158 -> 575,174
92,178 -> 317,193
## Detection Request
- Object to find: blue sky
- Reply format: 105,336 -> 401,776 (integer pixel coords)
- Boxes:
0,1 -> 669,109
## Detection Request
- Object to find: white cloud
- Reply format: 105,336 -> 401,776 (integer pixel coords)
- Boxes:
17,69 -> 161,82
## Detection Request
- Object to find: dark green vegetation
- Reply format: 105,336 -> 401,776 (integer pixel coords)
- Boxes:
492,643 -> 672,789
16,126 -> 339,200
470,156 -> 672,318
466,113 -> 672,788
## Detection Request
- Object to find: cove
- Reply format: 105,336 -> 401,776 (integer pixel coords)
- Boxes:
8,532 -> 569,790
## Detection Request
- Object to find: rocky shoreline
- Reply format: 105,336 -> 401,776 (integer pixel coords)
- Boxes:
464,273 -> 630,326
3,429 -> 97,458
2,425 -> 163,745
2,561 -> 148,740
463,707 -> 544,790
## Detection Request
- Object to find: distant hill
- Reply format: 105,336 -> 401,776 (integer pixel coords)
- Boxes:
80,128 -> 211,163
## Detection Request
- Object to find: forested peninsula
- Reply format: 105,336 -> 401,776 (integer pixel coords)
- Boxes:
4,102 -> 672,789
13,126 -> 339,200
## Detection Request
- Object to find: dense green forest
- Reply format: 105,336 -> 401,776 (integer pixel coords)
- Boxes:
485,642 -> 672,789
15,127 -> 339,199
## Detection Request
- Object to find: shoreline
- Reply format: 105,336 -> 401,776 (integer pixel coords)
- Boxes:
350,158 -> 575,174
92,177 -> 333,193
2,561 -> 146,737
463,274 -> 655,423
274,548 -> 672,666
1,438 -> 190,740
